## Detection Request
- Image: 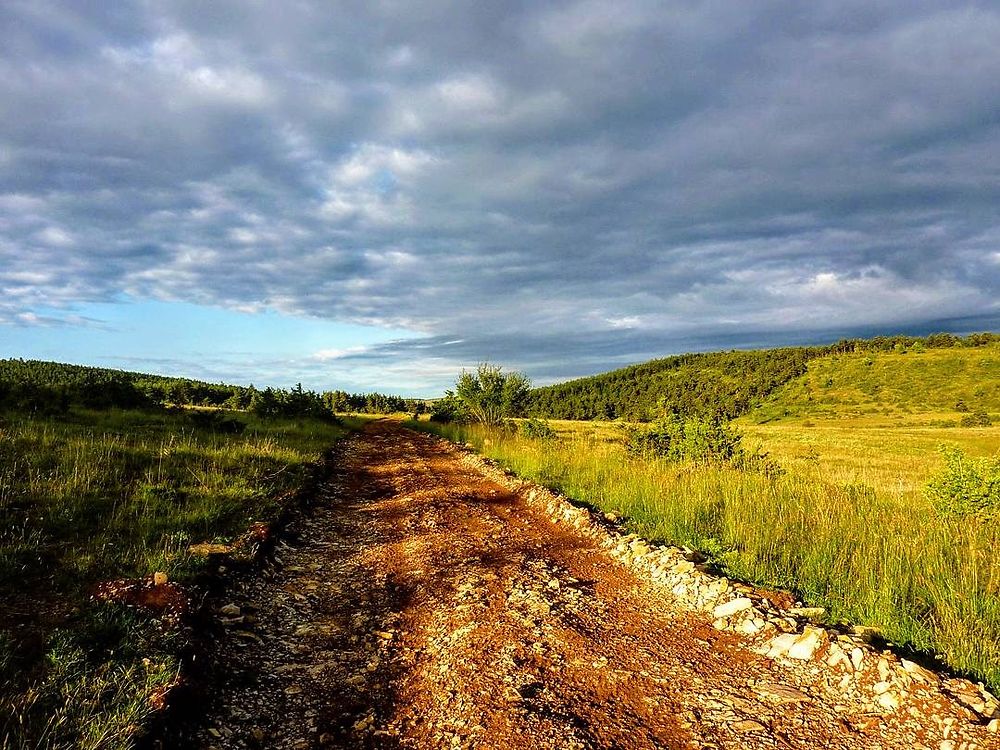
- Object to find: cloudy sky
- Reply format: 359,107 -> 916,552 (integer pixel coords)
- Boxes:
1,1 -> 998,395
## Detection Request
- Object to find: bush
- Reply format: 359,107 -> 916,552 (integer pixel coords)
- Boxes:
520,418 -> 556,440
960,410 -> 992,427
624,413 -> 743,463
926,447 -> 1000,518
187,410 -> 247,434
429,394 -> 466,423
454,364 -> 530,425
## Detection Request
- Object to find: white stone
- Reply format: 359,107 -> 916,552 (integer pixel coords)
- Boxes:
826,644 -> 851,671
713,597 -> 753,619
789,606 -> 826,619
786,627 -> 826,661
850,647 -> 865,672
876,692 -> 899,711
900,659 -> 936,684
766,633 -> 800,660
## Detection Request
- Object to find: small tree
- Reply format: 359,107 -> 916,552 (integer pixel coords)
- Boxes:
429,392 -> 466,423
454,364 -> 531,425
926,447 -> 1000,518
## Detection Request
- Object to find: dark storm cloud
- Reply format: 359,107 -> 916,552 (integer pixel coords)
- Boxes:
1,0 -> 998,389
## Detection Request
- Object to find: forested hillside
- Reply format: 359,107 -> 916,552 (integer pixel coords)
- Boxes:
526,332 -> 999,421
0,359 -> 415,417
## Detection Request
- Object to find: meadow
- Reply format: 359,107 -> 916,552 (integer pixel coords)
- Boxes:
0,407 -> 351,750
410,415 -> 1000,693
745,343 -> 999,424
547,416 -> 998,497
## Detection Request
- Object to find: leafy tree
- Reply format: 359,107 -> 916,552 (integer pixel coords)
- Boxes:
926,447 -> 1000,518
455,364 -> 531,425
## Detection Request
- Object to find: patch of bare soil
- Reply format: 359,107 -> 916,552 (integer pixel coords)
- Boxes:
156,421 -> 997,749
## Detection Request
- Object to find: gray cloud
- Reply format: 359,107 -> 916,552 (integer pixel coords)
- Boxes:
1,0 -> 998,391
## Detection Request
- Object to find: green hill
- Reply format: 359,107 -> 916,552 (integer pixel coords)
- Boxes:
526,332 -> 999,422
746,342 -> 1000,424
527,347 -> 818,421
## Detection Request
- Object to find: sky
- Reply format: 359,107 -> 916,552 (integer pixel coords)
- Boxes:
1,1 -> 998,396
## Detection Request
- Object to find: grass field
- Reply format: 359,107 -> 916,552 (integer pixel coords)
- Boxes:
748,344 -> 999,424
0,408 -> 351,750
544,417 -> 998,497
741,419 -> 999,494
411,416 -> 1000,693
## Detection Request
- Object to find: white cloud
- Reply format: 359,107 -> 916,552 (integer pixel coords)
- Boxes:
35,227 -> 75,247
104,32 -> 270,106
309,346 -> 369,361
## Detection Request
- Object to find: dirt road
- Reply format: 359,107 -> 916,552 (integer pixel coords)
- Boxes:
167,421 -> 995,749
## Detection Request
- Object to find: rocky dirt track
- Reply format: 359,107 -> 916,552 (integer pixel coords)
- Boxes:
168,421 -> 998,749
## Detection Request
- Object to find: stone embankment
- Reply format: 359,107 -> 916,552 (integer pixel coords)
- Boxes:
464,444 -> 1000,749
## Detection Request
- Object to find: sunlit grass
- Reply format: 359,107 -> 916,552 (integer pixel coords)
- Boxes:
0,408 -> 350,749
747,344 -> 1000,423
413,418 -> 1000,692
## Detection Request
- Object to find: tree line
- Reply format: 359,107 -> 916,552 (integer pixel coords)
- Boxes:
525,332 -> 999,422
0,359 -> 422,418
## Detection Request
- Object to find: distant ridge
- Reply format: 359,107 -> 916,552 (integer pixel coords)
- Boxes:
0,358 -> 412,415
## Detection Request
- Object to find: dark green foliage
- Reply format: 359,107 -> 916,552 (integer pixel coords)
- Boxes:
530,348 -> 817,421
926,447 -> 1000,518
187,410 -> 247,434
960,411 -> 993,428
247,383 -> 330,420
0,359 -> 416,420
322,389 -> 425,414
1,603 -> 178,750
624,413 -> 744,463
455,364 -> 531,425
429,393 -> 467,423
520,418 -> 557,440
526,332 -> 999,422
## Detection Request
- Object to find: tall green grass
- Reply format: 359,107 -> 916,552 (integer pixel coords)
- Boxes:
1,408 -> 350,750
414,420 -> 1000,692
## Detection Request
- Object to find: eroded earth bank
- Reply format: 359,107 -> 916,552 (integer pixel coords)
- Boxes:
157,421 -> 996,749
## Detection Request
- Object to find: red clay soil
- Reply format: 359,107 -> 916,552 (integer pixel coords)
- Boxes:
161,421 -> 996,749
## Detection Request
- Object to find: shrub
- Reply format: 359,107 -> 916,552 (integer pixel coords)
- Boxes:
926,447 -> 1000,518
520,418 -> 556,440
960,410 -> 992,428
624,413 -> 743,464
454,364 -> 530,425
429,393 -> 466,423
188,410 -> 247,434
